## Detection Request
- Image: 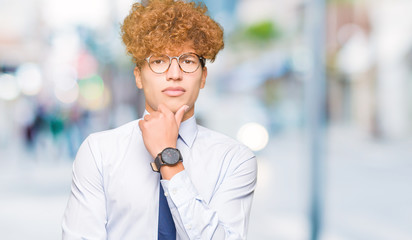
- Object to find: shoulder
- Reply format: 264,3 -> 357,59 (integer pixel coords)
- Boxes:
75,119 -> 142,167
196,125 -> 255,160
89,120 -> 140,140
195,125 -> 257,180
85,119 -> 141,150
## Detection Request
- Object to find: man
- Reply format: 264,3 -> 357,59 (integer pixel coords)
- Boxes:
62,0 -> 257,239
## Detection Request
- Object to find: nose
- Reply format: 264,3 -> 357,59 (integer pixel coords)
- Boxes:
166,58 -> 183,81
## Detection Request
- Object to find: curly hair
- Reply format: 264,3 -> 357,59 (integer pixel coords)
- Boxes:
121,0 -> 224,67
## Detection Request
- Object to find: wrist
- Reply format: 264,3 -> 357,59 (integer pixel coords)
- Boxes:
160,162 -> 184,180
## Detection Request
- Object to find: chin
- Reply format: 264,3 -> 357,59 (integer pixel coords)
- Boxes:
164,100 -> 187,112
164,103 -> 181,113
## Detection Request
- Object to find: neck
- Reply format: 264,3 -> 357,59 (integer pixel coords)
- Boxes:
182,108 -> 195,122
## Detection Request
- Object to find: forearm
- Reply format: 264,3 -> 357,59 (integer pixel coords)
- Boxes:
161,171 -> 253,240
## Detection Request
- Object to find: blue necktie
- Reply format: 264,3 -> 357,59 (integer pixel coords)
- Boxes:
158,176 -> 176,240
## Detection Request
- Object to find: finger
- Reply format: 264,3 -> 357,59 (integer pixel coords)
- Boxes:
157,104 -> 173,117
175,105 -> 189,127
138,119 -> 144,130
143,114 -> 150,121
157,104 -> 168,114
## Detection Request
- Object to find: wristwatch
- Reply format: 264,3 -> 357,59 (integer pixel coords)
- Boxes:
151,147 -> 183,172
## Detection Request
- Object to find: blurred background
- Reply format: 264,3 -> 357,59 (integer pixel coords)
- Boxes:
1,0 -> 411,239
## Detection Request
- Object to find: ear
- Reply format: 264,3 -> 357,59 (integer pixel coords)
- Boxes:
200,66 -> 207,89
134,66 -> 143,89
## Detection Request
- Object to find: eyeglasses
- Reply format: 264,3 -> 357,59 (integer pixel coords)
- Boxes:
145,52 -> 205,74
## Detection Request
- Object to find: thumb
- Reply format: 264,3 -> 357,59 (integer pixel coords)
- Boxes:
175,105 -> 189,127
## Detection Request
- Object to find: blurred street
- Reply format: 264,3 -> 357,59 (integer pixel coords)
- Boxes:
252,125 -> 412,240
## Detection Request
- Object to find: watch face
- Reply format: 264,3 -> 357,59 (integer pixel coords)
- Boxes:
161,148 -> 181,165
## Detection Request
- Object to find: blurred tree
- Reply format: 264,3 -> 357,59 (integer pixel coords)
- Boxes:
244,21 -> 280,42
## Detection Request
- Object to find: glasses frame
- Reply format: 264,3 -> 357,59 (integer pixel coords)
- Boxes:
145,52 -> 205,74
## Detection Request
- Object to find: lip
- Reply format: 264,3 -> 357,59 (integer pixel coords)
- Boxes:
162,87 -> 186,97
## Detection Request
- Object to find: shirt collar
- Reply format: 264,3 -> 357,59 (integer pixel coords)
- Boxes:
178,115 -> 198,148
142,110 -> 198,148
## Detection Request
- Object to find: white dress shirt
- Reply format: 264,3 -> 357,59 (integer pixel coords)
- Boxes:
62,115 -> 257,239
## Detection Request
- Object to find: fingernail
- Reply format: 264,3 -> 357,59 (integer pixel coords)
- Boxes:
184,105 -> 189,112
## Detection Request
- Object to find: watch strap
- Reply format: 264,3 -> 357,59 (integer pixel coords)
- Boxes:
151,153 -> 163,172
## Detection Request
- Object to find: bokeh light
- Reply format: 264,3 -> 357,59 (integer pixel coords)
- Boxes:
78,74 -> 110,110
0,74 -> 20,101
16,63 -> 43,96
76,51 -> 98,79
52,65 -> 77,91
79,74 -> 104,101
80,87 -> 111,111
237,122 -> 269,151
54,83 -> 79,104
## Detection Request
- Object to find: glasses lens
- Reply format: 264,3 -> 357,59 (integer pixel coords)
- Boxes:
179,54 -> 200,73
148,55 -> 170,73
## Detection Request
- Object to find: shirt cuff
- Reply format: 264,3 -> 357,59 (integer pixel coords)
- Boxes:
160,170 -> 200,208
160,179 -> 176,210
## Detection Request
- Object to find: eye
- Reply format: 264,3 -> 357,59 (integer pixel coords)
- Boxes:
152,59 -> 164,65
182,59 -> 195,64
180,55 -> 198,65
149,55 -> 168,65
151,58 -> 166,65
